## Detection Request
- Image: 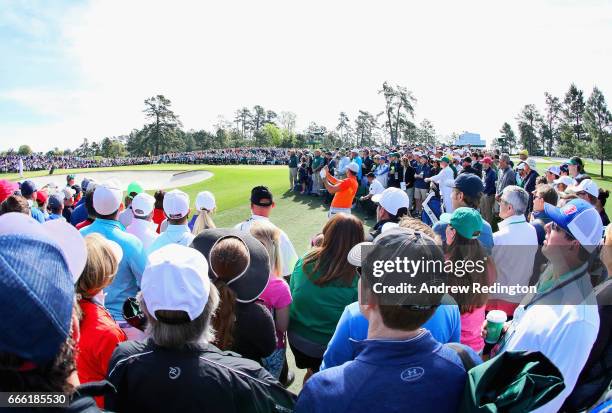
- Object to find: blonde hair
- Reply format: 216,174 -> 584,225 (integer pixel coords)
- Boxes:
250,220 -> 282,278
76,233 -> 119,299
192,209 -> 216,236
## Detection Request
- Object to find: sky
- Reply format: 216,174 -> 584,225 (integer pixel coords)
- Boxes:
1,0 -> 611,152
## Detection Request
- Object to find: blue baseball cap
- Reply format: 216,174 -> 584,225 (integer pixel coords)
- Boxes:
48,193 -> 64,209
450,173 -> 484,198
20,180 -> 37,197
0,234 -> 74,363
544,199 -> 603,252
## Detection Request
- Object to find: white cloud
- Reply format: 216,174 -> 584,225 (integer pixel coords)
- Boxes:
1,0 -> 611,151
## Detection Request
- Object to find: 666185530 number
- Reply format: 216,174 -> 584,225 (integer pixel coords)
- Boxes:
0,392 -> 69,407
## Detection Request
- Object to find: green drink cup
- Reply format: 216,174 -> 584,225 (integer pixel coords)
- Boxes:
485,310 -> 507,344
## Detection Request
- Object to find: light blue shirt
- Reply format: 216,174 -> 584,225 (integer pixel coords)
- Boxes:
147,224 -> 195,255
337,156 -> 351,175
30,206 -> 45,223
374,163 -> 389,177
321,300 -> 461,370
353,156 -> 363,180
80,218 -> 147,321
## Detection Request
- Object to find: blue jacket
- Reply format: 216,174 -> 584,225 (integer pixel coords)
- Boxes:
70,201 -> 88,226
483,167 -> 497,196
414,163 -> 432,189
80,219 -> 147,321
30,207 -> 45,223
321,301 -> 461,370
297,331 -> 480,413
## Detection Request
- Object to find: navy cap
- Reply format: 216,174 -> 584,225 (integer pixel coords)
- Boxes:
48,193 -> 63,209
20,180 -> 37,197
451,173 -> 484,198
0,234 -> 74,363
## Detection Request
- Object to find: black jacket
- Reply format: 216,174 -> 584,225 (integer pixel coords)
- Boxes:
403,164 -> 416,188
387,161 -> 403,188
459,165 -> 479,176
106,339 -> 296,413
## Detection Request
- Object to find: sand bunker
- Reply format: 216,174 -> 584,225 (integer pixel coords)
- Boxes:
27,170 -> 213,190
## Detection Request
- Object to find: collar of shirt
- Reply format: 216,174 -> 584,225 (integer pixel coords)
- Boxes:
92,218 -> 124,230
165,224 -> 191,234
498,214 -> 527,229
537,261 -> 589,294
128,218 -> 157,232
350,330 -> 438,365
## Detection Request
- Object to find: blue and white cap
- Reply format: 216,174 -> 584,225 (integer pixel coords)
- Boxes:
544,199 -> 603,252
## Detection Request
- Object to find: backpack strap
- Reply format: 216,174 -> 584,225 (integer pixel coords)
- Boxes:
446,343 -> 476,372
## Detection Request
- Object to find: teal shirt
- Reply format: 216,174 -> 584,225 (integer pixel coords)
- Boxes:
289,257 -> 358,346
80,218 -> 147,321
312,156 -> 324,171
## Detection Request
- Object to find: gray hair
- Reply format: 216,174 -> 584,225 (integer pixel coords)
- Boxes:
140,283 -> 220,348
500,153 -> 511,163
501,185 -> 529,216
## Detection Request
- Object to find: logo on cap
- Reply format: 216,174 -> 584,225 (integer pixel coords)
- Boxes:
169,366 -> 181,380
562,205 -> 577,215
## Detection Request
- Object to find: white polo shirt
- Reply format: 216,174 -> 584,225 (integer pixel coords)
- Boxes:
502,263 -> 599,413
126,218 -> 159,251
235,214 -> 298,277
368,179 -> 385,196
492,214 -> 539,303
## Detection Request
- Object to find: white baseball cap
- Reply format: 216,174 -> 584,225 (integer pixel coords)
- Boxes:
346,162 -> 360,173
553,176 -> 576,187
141,244 -> 211,321
350,148 -> 359,154
195,191 -> 216,212
573,179 -> 599,197
163,189 -> 190,219
131,193 -> 155,217
62,187 -> 76,200
0,212 -> 87,282
93,180 -> 123,216
371,187 -> 410,215
546,165 -> 561,176
526,158 -> 537,169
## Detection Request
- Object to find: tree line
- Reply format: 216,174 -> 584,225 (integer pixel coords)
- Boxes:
494,84 -> 611,176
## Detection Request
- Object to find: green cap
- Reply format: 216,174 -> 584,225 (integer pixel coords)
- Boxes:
127,181 -> 144,197
67,174 -> 75,180
389,152 -> 400,158
440,207 -> 483,240
568,156 -> 582,166
440,156 -> 451,164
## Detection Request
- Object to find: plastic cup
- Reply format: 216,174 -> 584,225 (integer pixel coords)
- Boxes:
485,310 -> 507,344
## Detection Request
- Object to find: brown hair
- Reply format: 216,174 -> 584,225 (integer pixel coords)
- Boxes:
398,216 -> 437,240
0,195 -> 30,216
445,232 -> 488,313
77,234 -> 119,300
154,190 -> 165,210
534,184 -> 558,206
209,237 -> 249,350
302,214 -> 364,286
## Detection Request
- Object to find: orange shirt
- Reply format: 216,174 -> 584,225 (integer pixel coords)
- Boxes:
331,175 -> 358,208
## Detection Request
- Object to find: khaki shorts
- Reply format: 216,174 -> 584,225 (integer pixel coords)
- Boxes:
414,188 -> 428,200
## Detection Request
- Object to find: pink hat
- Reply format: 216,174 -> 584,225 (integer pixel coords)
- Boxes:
482,157 -> 493,164
0,180 -> 19,203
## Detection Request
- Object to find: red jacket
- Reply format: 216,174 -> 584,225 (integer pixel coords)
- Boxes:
76,299 -> 127,407
152,208 -> 165,234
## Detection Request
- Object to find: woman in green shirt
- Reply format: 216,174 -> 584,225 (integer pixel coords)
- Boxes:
289,213 -> 364,382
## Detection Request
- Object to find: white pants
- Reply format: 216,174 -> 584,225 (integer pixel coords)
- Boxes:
328,207 -> 352,218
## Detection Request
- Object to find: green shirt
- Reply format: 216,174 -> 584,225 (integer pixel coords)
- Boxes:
311,156 -> 324,171
289,257 -> 358,346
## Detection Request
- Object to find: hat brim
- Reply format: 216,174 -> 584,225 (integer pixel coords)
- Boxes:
347,241 -> 374,267
439,213 -> 452,224
0,212 -> 87,282
191,228 -> 270,303
371,194 -> 383,203
543,203 -> 570,232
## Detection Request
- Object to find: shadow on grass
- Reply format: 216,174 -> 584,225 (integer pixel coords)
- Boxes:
281,189 -> 377,227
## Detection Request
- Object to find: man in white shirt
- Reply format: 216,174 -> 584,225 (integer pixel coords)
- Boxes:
425,156 -> 454,213
147,189 -> 194,254
490,185 -> 538,315
126,193 -> 159,251
492,198 -> 602,413
358,172 -> 384,216
235,186 -> 298,277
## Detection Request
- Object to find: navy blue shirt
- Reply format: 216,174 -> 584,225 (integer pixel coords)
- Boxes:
414,163 -> 431,189
296,331 -> 480,413
483,167 -> 497,195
